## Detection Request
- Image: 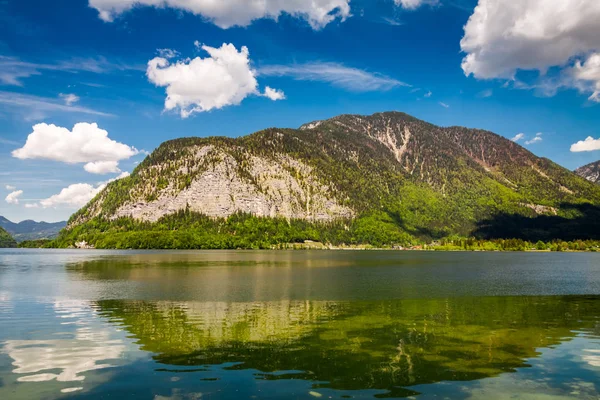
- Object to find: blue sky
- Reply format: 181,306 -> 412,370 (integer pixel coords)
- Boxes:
1,0 -> 600,222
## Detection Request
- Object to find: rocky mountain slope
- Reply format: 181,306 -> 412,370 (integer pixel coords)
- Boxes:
63,112 -> 600,246
0,226 -> 17,248
575,161 -> 600,184
0,216 -> 66,242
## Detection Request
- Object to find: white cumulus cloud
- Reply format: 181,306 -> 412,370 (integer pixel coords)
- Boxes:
5,190 -> 23,205
263,86 -> 286,101
5,185 -> 16,191
38,172 -> 130,209
88,0 -> 351,29
39,183 -> 102,209
511,133 -> 525,142
84,161 -> 121,174
258,62 -> 408,92
571,137 -> 600,152
461,0 -> 600,102
59,93 -> 80,106
147,43 -> 282,118
12,123 -> 138,174
570,53 -> 600,102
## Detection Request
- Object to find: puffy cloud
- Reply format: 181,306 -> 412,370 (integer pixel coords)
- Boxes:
571,137 -> 600,152
461,0 -> 600,101
147,43 -> 282,118
511,133 -> 525,142
12,123 -> 138,174
89,0 -> 350,29
83,161 -> 121,174
263,86 -> 286,101
438,102 -> 449,108
394,0 -> 438,9
5,190 -> 23,205
39,184 -> 102,209
38,172 -> 130,209
570,53 -> 600,102
259,62 -> 408,92
59,93 -> 80,106
5,185 -> 16,190
525,133 -> 543,145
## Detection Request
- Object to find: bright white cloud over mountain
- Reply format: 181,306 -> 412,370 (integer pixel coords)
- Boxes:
525,133 -> 543,145
88,0 -> 351,29
461,0 -> 600,101
12,123 -> 138,174
83,161 -> 121,174
511,133 -> 525,142
38,172 -> 130,209
147,43 -> 282,118
39,183 -> 102,209
571,137 -> 600,152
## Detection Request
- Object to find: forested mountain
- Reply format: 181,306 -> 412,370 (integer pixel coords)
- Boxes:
57,112 -> 600,248
575,160 -> 600,184
0,226 -> 17,248
0,216 -> 66,242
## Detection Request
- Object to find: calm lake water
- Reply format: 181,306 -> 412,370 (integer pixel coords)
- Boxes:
1,249 -> 599,399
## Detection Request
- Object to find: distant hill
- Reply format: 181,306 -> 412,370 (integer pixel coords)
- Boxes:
0,226 -> 16,248
0,216 -> 66,242
575,160 -> 600,184
56,111 -> 600,248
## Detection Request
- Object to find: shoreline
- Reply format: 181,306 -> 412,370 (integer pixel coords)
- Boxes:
11,245 -> 599,253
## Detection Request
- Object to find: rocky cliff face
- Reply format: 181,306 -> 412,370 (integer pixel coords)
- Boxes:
111,145 -> 352,222
575,161 -> 600,184
70,112 -> 600,232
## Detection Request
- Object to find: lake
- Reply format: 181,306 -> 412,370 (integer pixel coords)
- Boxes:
1,249 -> 599,399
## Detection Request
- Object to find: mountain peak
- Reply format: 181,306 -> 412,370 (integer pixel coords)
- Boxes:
575,160 -> 600,184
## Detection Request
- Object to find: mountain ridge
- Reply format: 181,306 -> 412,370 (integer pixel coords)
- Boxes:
575,160 -> 600,184
59,111 -> 600,248
0,216 -> 66,242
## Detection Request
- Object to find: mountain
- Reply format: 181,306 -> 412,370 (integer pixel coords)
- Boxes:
0,226 -> 17,248
0,216 -> 66,242
59,112 -> 600,248
575,160 -> 600,184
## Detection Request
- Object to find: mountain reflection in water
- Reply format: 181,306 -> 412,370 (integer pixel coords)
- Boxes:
95,296 -> 600,397
1,250 -> 600,399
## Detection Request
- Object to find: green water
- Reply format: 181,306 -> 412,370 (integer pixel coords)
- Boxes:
1,250 -> 599,399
